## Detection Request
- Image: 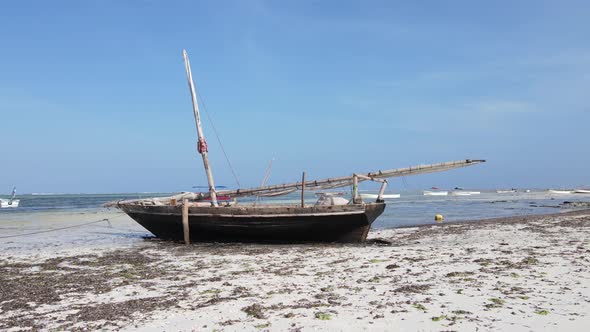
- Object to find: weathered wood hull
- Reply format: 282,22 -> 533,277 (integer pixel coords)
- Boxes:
120,203 -> 386,243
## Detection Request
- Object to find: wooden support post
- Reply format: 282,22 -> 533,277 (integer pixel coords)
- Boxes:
301,171 -> 306,208
377,180 -> 388,202
182,199 -> 190,245
352,174 -> 359,204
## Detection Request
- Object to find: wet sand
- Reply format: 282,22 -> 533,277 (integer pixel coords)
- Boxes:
1,209 -> 589,331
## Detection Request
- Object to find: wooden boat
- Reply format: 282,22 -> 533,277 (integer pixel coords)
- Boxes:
0,187 -> 19,208
360,193 -> 400,200
118,202 -> 386,242
110,50 -> 485,243
423,191 -> 448,196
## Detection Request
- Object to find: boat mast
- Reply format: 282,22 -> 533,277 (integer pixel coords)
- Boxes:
9,186 -> 16,204
182,50 -> 219,207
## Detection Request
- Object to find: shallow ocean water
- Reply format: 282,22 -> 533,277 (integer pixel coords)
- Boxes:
0,190 -> 588,253
1,190 -> 587,226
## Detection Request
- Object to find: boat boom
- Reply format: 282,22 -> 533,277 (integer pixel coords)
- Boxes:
170,159 -> 485,200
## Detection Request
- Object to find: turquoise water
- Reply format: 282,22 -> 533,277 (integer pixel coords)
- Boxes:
1,191 -> 588,228
0,193 -> 170,211
373,191 -> 579,228
0,191 -> 588,254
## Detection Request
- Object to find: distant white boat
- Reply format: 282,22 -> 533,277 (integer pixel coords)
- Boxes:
360,193 -> 400,200
548,190 -> 573,194
0,200 -> 19,208
423,191 -> 448,196
574,189 -> 590,194
496,190 -> 516,194
450,191 -> 481,196
0,187 -> 19,208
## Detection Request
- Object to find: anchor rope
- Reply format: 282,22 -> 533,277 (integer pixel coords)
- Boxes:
0,213 -> 128,239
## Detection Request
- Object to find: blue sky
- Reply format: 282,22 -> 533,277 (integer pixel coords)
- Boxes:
0,0 -> 588,193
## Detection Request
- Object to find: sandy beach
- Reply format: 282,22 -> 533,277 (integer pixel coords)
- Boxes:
1,209 -> 589,331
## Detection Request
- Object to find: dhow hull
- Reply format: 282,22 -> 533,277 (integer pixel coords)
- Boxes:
120,203 -> 386,243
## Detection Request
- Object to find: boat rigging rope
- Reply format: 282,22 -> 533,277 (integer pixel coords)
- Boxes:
401,176 -> 410,189
0,213 -> 128,239
196,89 -> 242,188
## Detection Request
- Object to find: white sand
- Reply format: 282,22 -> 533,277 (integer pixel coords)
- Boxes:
1,210 -> 589,331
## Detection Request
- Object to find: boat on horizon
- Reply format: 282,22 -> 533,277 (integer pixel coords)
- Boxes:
0,187 -> 20,208
360,193 -> 401,200
450,190 -> 481,196
109,50 -> 485,243
496,189 -> 517,194
574,189 -> 590,194
548,189 -> 574,195
423,190 -> 449,196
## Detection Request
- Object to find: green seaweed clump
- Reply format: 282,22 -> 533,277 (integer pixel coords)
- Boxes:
485,298 -> 505,308
412,303 -> 427,312
315,312 -> 332,320
254,322 -> 271,329
242,303 -> 266,319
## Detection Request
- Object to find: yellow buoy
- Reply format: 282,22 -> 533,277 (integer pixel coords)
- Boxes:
435,214 -> 444,222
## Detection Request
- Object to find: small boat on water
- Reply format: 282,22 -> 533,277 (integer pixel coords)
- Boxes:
360,193 -> 400,200
449,186 -> 480,196
0,187 -> 19,208
423,191 -> 449,196
574,189 -> 590,194
109,50 -> 486,243
548,189 -> 574,195
449,191 -> 481,196
496,189 -> 517,194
